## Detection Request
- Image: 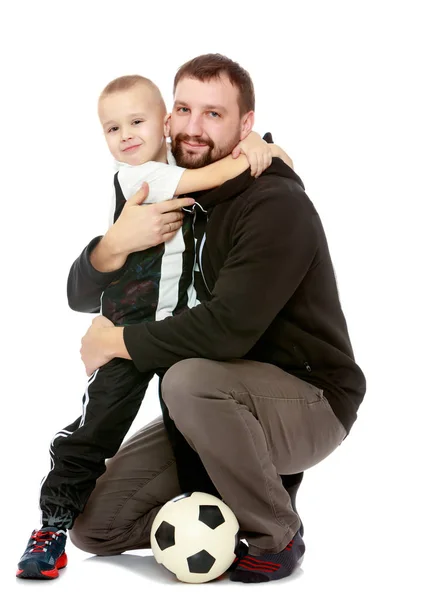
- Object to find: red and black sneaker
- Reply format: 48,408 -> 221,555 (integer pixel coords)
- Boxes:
16,527 -> 68,580
227,539 -> 249,572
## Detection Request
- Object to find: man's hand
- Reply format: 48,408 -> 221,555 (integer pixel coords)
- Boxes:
104,182 -> 196,257
89,315 -> 115,330
80,316 -> 131,376
80,316 -> 117,376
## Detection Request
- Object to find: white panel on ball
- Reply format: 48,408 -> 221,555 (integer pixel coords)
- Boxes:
150,492 -> 240,583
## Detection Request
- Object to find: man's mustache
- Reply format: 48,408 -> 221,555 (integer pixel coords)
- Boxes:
175,133 -> 214,149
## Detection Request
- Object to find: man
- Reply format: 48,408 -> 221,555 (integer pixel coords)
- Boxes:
70,54 -> 366,583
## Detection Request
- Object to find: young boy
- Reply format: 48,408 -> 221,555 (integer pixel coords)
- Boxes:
16,75 -> 291,580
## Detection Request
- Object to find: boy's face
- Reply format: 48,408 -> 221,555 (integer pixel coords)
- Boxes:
99,85 -> 167,165
169,74 -> 254,168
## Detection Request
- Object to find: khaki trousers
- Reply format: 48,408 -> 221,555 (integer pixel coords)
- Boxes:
71,359 -> 346,555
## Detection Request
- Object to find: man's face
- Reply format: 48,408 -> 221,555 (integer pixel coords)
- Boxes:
169,75 -> 247,168
98,85 -> 167,166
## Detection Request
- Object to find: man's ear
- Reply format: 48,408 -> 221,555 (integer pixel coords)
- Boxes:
239,111 -> 255,141
164,113 -> 171,137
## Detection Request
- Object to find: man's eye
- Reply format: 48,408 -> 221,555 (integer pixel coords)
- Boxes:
208,111 -> 220,118
177,107 -> 189,113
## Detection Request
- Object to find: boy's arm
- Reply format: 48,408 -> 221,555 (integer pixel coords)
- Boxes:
175,153 -> 254,195
175,134 -> 291,195
233,132 -> 294,171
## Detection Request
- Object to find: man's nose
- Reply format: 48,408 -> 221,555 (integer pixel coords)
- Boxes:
184,114 -> 203,137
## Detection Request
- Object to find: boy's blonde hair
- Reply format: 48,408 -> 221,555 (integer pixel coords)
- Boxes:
99,75 -> 166,114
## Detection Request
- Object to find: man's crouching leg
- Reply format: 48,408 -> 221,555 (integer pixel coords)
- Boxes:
70,416 -> 182,555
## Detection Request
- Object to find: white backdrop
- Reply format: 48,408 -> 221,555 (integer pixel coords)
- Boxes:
1,1 -> 420,598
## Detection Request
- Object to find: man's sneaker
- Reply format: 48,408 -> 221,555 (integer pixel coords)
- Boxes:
227,537 -> 249,572
16,527 -> 68,580
228,473 -> 305,573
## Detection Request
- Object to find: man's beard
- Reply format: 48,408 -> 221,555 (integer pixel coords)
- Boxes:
171,130 -> 241,169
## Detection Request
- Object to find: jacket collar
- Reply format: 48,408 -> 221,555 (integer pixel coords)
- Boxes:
185,157 -> 305,213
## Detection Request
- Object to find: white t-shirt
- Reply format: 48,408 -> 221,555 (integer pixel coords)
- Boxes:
109,147 -> 186,226
105,148 -> 198,320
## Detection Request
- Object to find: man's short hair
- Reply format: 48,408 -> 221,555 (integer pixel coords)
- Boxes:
173,53 -> 255,116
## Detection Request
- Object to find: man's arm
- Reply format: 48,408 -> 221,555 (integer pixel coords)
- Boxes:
116,190 -> 317,371
67,236 -> 128,312
67,184 -> 194,312
89,234 -> 128,273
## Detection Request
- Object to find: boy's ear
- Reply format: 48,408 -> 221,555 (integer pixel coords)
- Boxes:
164,113 -> 171,137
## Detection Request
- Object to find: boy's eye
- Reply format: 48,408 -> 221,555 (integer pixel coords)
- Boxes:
108,126 -> 118,133
133,119 -> 144,125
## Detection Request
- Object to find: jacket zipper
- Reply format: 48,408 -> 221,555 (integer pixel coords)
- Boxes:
192,202 -> 212,296
293,344 -> 312,373
198,233 -> 212,295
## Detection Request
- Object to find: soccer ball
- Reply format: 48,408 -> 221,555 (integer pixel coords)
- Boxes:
150,491 -> 240,583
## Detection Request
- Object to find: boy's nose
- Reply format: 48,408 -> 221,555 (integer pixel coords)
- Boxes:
121,130 -> 133,142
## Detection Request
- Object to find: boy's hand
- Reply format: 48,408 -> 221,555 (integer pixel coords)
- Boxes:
231,131 -> 272,177
268,144 -> 294,170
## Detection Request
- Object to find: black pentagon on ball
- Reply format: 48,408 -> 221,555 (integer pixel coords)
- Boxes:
155,521 -> 176,550
198,505 -> 225,529
187,549 -> 216,573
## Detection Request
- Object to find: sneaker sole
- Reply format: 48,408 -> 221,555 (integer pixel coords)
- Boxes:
297,555 -> 305,567
16,553 -> 67,580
